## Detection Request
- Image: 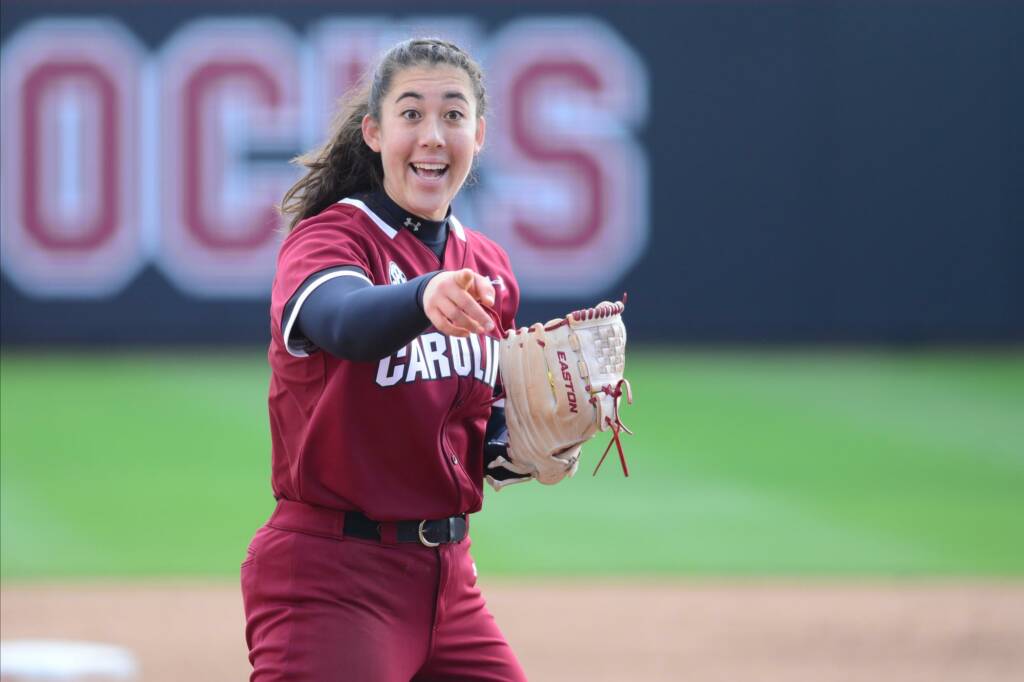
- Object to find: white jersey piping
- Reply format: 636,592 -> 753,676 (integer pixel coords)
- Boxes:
337,198 -> 398,239
339,196 -> 467,242
449,215 -> 467,241
283,269 -> 372,358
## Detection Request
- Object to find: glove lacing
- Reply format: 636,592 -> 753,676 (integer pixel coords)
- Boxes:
589,378 -> 634,477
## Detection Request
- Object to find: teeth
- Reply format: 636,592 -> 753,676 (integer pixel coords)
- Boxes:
413,163 -> 447,171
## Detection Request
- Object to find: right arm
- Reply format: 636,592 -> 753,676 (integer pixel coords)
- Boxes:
288,267 -> 496,361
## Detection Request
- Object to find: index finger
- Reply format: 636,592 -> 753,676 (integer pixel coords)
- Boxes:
470,272 -> 496,307
447,288 -> 495,333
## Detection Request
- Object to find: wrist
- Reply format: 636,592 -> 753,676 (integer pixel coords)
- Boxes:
414,271 -> 443,314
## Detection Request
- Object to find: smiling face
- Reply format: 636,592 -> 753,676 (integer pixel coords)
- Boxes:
361,65 -> 486,221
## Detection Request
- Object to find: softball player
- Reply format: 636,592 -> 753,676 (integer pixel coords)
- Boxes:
241,39 -> 531,681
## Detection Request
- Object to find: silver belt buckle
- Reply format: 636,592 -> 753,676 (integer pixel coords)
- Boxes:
417,520 -> 440,547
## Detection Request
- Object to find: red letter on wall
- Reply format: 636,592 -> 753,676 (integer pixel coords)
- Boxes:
1,20 -> 144,297
485,19 -> 650,298
157,20 -> 301,297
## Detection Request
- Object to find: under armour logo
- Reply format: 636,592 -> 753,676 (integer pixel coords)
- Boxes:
403,217 -> 421,232
489,276 -> 505,289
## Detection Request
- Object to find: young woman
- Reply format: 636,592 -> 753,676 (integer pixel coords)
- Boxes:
240,38 -> 532,681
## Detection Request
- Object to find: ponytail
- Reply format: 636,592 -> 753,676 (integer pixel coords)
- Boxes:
279,80 -> 383,230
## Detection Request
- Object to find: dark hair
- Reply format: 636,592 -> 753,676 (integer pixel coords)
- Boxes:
280,38 -> 487,231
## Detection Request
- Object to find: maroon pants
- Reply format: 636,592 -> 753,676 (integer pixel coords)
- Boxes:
241,501 -> 526,681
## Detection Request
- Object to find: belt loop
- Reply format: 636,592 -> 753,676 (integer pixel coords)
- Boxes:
336,511 -> 346,540
378,521 -> 398,545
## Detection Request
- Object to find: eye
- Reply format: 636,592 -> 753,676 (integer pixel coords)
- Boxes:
401,109 -> 422,121
444,110 -> 465,122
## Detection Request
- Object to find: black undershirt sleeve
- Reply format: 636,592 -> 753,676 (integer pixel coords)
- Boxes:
294,269 -> 441,362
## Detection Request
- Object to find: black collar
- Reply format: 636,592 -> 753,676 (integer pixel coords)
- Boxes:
361,189 -> 449,244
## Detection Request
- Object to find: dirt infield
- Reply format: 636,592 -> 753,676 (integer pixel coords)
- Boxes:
2,580 -> 1023,681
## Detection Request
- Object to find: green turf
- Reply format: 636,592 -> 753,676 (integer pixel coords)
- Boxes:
2,349 -> 1022,579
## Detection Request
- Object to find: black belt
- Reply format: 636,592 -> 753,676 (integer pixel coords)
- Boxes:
344,510 -> 468,547
269,499 -> 468,547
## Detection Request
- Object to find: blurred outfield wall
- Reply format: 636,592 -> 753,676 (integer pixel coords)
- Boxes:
1,0 -> 1021,346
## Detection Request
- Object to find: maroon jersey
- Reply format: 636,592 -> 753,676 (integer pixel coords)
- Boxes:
267,198 -> 519,521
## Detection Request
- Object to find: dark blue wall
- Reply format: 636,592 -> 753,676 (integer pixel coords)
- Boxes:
2,1 -> 1021,345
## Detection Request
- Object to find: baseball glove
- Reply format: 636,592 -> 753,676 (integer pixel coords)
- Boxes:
493,299 -> 633,486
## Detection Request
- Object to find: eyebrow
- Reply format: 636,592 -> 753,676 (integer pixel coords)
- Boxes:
394,91 -> 470,104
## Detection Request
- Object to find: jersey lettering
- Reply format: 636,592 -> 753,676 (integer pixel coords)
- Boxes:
405,336 -> 431,382
421,332 -> 452,379
375,344 -> 407,387
470,335 -> 485,382
375,333 -> 498,389
451,337 -> 472,377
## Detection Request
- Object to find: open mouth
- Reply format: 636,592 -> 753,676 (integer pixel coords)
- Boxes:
410,162 -> 449,179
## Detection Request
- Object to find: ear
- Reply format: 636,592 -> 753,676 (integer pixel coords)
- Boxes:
474,116 -> 486,154
362,114 -> 381,152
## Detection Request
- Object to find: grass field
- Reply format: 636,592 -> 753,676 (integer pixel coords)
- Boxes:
2,349 -> 1022,579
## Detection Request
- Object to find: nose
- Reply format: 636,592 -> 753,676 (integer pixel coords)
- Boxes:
419,116 -> 445,148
